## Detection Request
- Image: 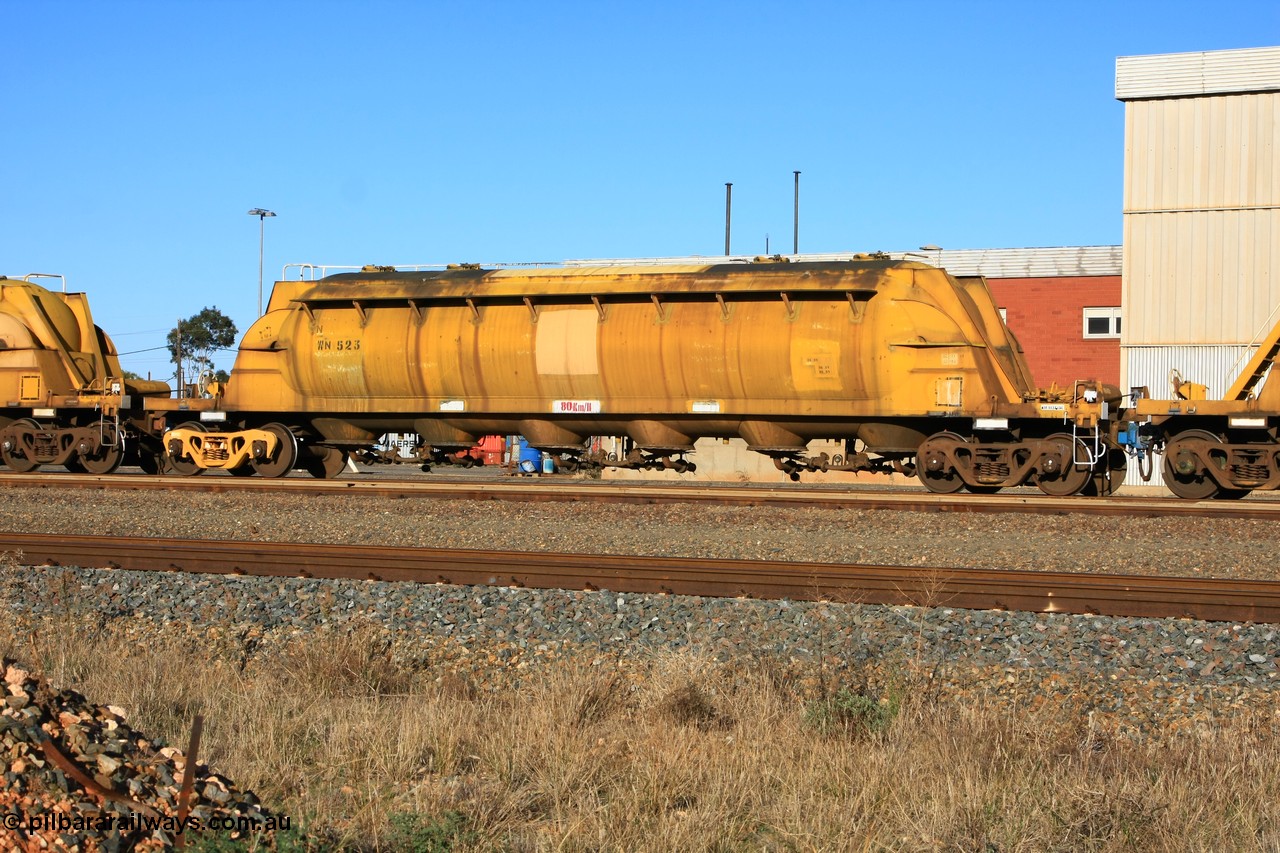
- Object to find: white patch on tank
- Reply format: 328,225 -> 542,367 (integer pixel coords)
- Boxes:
935,377 -> 963,407
535,309 -> 599,376
439,400 -> 465,412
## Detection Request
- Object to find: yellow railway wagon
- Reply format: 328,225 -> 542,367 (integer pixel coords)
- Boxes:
195,257 -> 1120,494
0,276 -> 169,474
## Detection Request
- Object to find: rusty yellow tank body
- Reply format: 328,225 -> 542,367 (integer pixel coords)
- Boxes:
226,258 -> 1052,455
0,276 -> 170,475
0,276 -> 118,404
0,276 -> 168,405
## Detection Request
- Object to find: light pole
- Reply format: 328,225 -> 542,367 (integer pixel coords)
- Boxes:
724,183 -> 732,256
247,208 -> 276,316
793,171 -> 800,255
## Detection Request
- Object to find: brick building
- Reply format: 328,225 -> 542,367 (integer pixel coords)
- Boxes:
988,276 -> 1121,388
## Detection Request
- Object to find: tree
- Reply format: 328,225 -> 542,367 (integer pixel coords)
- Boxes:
167,307 -> 238,391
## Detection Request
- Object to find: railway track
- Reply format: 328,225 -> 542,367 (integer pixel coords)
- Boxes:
1,533 -> 1276,624
3,470 -> 1280,519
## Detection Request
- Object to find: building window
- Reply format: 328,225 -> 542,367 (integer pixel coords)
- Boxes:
997,307 -> 1007,322
1083,307 -> 1121,339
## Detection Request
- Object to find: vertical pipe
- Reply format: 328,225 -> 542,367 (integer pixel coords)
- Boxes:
793,171 -> 801,255
724,183 -> 733,256
176,319 -> 183,400
257,215 -> 265,317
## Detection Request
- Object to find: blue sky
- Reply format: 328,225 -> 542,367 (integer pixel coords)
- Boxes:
4,0 -> 1277,379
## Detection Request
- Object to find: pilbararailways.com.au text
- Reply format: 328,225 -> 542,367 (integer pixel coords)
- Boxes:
4,811 -> 291,834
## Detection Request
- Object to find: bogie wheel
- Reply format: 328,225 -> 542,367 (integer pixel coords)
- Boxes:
252,423 -> 298,478
1081,470 -> 1125,497
1,418 -> 42,473
1036,433 -> 1093,496
1087,446 -> 1128,497
79,433 -> 125,475
132,439 -> 163,475
227,463 -> 257,477
1082,447 -> 1127,496
303,446 -> 348,479
163,421 -> 207,476
1163,429 -> 1229,500
916,432 -> 967,494
1218,488 -> 1253,499
1080,473 -> 1111,497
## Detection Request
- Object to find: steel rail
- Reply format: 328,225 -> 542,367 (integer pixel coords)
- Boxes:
0,533 -> 1276,624
3,471 -> 1280,519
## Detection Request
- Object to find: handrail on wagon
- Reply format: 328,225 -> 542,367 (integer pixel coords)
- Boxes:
281,261 -> 564,281
20,273 -> 67,292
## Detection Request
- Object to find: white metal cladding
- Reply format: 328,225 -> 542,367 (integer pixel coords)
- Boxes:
890,246 -> 1120,277
1122,344 -> 1258,488
1116,47 -> 1280,100
564,246 -> 1123,278
1121,208 -> 1280,344
1123,93 -> 1280,212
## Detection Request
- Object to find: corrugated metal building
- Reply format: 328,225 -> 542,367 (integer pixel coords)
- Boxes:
1117,46 -> 1280,487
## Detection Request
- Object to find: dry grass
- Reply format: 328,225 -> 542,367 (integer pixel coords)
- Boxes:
2,578 -> 1280,850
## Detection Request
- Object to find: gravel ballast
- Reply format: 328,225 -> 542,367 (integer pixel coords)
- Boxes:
1,482 -> 1278,741
1,483 -> 1278,578
1,565 -> 1279,742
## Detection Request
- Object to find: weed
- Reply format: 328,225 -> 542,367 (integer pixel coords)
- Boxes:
573,672 -> 625,725
387,810 -> 476,853
183,823 -> 315,852
278,621 -> 415,697
804,685 -> 900,738
658,681 -> 732,731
